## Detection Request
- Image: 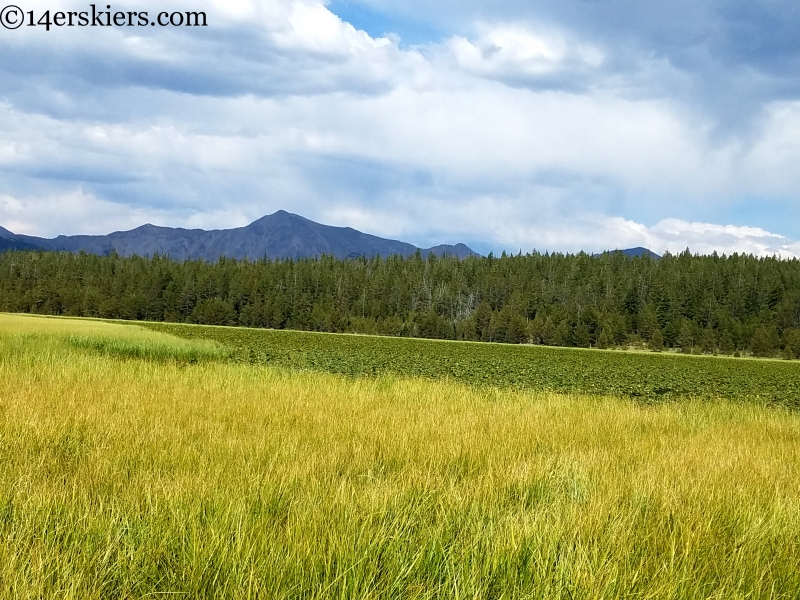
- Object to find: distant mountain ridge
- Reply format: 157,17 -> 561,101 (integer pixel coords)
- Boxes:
0,213 -> 663,261
593,247 -> 661,259
0,211 -> 479,261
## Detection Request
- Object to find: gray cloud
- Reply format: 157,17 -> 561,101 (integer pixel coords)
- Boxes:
347,0 -> 800,127
0,0 -> 799,256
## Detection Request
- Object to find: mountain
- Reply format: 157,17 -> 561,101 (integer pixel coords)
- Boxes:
0,211 -> 479,261
0,227 -> 43,252
0,215 -> 665,261
616,247 -> 661,259
593,247 -> 661,259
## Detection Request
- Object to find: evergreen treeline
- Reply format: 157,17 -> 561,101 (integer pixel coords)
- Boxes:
2,249 -> 800,358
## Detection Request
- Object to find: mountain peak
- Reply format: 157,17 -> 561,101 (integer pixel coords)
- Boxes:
618,247 -> 660,259
258,209 -> 305,222
593,247 -> 661,259
0,211 -> 480,262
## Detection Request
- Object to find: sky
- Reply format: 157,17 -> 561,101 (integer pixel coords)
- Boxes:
2,0 -> 800,256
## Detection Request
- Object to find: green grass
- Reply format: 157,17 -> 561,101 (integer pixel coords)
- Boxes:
141,321 -> 800,407
1,313 -> 230,363
1,313 -> 800,598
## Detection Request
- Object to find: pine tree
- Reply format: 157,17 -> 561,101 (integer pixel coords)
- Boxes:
751,326 -> 778,357
678,320 -> 694,353
574,322 -> 591,348
650,328 -> 664,352
597,326 -> 614,349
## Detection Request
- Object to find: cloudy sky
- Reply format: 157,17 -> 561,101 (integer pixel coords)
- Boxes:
2,0 -> 800,256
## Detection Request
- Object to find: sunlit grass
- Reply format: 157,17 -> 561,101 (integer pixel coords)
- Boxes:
0,314 -> 799,598
0,313 -> 229,363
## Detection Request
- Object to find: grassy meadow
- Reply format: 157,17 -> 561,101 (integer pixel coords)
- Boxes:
141,321 -> 800,407
1,313 -> 800,598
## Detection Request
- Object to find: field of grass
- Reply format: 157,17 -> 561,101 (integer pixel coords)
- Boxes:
2,313 -> 800,598
142,321 -> 800,407
1,313 -> 229,364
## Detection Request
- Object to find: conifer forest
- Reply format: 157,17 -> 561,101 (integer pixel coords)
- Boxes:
2,248 -> 800,357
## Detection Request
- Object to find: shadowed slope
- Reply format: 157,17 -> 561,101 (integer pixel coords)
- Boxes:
1,211 -> 479,261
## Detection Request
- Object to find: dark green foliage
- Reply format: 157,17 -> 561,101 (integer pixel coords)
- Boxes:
140,322 -> 800,408
192,298 -> 237,326
2,248 -> 800,358
751,325 -> 780,357
574,322 -> 591,348
784,329 -> 800,359
650,329 -> 664,352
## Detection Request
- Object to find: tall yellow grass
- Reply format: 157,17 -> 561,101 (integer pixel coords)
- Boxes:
0,314 -> 799,598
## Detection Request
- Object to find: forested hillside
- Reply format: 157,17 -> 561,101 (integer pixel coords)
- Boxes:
2,249 -> 800,357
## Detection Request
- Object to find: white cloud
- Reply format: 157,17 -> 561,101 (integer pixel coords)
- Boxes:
445,22 -> 604,79
311,188 -> 800,258
482,209 -> 800,258
0,189 -> 172,236
1,0 -> 800,256
742,101 -> 800,195
645,219 -> 800,257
